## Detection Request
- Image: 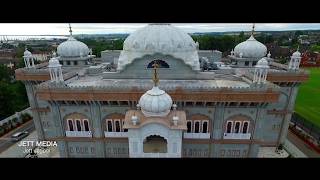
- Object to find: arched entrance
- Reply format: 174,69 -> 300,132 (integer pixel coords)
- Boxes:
143,135 -> 167,153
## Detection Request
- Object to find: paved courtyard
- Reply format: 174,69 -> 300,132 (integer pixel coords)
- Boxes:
257,146 -> 289,158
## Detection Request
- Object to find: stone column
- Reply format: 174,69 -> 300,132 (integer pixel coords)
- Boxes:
50,102 -> 68,157
89,102 -> 105,157
278,86 -> 299,144
212,104 -> 225,140
24,81 -> 45,140
211,104 -> 224,158
248,106 -> 266,157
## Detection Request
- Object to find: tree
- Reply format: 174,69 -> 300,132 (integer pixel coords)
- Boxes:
311,45 -> 320,52
0,125 -> 4,136
0,64 -> 29,119
294,30 -> 303,37
0,64 -> 11,82
0,81 -> 16,119
237,31 -> 246,43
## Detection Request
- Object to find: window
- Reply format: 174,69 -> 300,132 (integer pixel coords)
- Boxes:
67,61 -> 71,65
115,120 -> 121,132
226,121 -> 232,133
74,61 -> 78,65
242,121 -> 249,133
147,60 -> 170,68
59,61 -> 63,65
68,119 -> 74,131
252,61 -> 257,66
107,120 -> 113,132
194,121 -> 200,133
83,119 -> 90,131
202,121 -> 208,133
245,61 -> 249,66
187,121 -> 192,133
76,120 -> 82,131
234,121 -> 241,133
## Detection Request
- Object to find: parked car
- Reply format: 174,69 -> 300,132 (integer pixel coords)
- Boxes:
11,131 -> 29,142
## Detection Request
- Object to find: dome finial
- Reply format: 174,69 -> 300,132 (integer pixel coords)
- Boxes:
297,45 -> 300,52
152,60 -> 160,86
69,23 -> 73,36
251,23 -> 255,36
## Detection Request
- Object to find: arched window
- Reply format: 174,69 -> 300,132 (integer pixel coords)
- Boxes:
107,120 -> 113,132
147,60 -> 170,68
68,119 -> 74,131
202,121 -> 208,133
226,121 -> 232,133
105,114 -> 125,132
76,119 -> 82,131
187,121 -> 192,133
115,120 -> 121,132
234,121 -> 241,133
83,119 -> 90,131
64,113 -> 91,133
242,121 -> 249,133
194,121 -> 200,133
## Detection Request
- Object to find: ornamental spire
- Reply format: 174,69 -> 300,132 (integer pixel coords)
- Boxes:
251,23 -> 255,36
152,60 -> 160,86
69,23 -> 73,36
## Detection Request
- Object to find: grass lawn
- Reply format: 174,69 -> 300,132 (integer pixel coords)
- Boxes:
295,67 -> 320,128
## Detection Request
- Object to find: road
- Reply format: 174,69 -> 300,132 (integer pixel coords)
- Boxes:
287,130 -> 320,157
0,120 -> 35,153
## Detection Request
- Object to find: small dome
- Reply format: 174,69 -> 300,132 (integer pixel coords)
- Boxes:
292,50 -> 301,57
24,48 -> 32,57
234,35 -> 267,58
255,57 -> 269,68
138,86 -> 173,117
48,55 -> 61,68
57,37 -> 90,58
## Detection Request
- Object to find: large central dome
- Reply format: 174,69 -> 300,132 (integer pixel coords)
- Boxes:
123,24 -> 197,52
117,24 -> 200,70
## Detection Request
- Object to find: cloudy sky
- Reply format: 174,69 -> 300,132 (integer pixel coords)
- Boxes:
0,23 -> 319,35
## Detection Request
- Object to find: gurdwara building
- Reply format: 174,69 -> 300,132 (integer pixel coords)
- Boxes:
15,24 -> 309,158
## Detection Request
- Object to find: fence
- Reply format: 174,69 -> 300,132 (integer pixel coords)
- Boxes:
290,112 -> 320,141
0,107 -> 32,126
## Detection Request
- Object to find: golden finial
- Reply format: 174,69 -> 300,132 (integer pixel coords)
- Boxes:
251,23 -> 255,36
152,60 -> 160,86
69,23 -> 72,36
